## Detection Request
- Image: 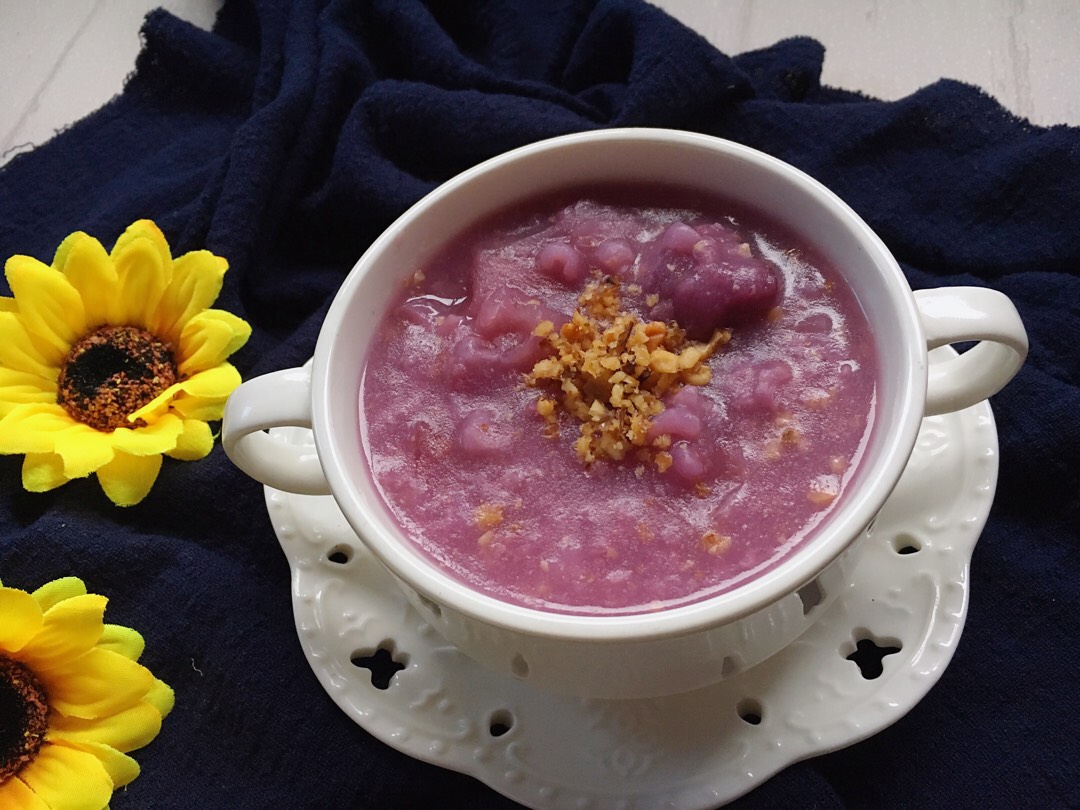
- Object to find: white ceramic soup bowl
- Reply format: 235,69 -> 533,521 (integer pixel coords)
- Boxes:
223,129 -> 1026,699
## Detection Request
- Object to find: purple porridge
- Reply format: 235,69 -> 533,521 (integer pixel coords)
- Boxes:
360,185 -> 877,615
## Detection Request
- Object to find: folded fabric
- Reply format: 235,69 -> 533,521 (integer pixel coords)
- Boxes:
0,0 -> 1076,806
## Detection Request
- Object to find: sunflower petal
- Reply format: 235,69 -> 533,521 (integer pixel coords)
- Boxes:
176,310 -> 251,376
125,364 -> 242,426
58,232 -> 118,330
95,451 -> 162,507
110,220 -> 171,269
110,235 -> 169,328
52,230 -> 87,271
0,777 -> 50,810
170,396 -> 228,422
164,418 -> 214,461
180,363 -> 242,398
0,403 -> 74,454
0,586 -> 44,653
23,452 -> 70,492
36,646 -> 154,719
18,594 -> 107,670
53,426 -> 116,479
49,699 -> 162,752
0,366 -> 56,418
153,249 -> 228,342
32,577 -> 88,612
108,414 -> 183,456
0,311 -> 60,379
18,742 -> 114,810
144,677 -> 175,718
122,383 -> 182,425
57,740 -> 141,789
98,624 -> 145,661
5,255 -> 86,353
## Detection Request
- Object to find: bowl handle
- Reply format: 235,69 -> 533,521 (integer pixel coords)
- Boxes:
914,287 -> 1028,416
221,366 -> 332,495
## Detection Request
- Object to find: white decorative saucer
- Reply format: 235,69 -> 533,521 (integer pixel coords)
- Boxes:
264,355 -> 998,810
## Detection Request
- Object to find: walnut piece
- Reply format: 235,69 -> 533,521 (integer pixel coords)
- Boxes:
525,278 -> 728,467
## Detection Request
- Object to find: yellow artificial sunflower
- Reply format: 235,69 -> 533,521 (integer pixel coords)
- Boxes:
0,220 -> 250,505
0,576 -> 174,808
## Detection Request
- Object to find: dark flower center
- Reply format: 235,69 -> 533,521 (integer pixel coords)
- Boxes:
0,655 -> 49,782
57,325 -> 177,431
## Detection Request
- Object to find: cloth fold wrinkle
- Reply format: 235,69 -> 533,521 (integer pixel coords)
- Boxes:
563,0 -> 755,126
135,8 -> 259,109
731,36 -> 827,102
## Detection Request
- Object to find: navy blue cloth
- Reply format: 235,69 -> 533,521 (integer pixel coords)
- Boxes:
1,1 -> 1077,807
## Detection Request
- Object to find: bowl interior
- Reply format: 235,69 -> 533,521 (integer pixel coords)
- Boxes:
314,130 -> 924,639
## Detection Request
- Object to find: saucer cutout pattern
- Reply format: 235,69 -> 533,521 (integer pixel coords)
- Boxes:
265,351 -> 998,809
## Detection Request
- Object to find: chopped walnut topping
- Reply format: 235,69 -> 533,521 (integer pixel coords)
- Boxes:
473,503 -> 504,530
525,279 -> 728,467
533,320 -> 555,338
802,386 -> 836,409
700,531 -> 733,555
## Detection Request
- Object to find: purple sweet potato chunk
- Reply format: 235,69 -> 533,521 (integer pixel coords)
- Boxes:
669,385 -> 709,414
672,255 -> 779,340
648,386 -> 709,443
471,286 -> 563,340
592,238 -> 636,274
637,222 -> 781,338
648,407 -> 703,443
560,203 -> 644,249
456,409 -> 512,458
536,242 -> 587,286
670,441 -> 707,482
660,222 -> 701,254
725,359 -> 793,413
446,329 -> 548,389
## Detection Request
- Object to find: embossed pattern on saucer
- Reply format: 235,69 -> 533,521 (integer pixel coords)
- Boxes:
266,352 -> 997,810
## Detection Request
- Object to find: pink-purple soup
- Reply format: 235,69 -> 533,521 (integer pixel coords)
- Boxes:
360,185 -> 877,615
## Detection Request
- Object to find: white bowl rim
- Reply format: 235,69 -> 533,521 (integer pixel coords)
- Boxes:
312,127 -> 926,642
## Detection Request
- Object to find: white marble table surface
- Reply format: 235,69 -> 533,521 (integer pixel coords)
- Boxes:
1,0 -> 1077,167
